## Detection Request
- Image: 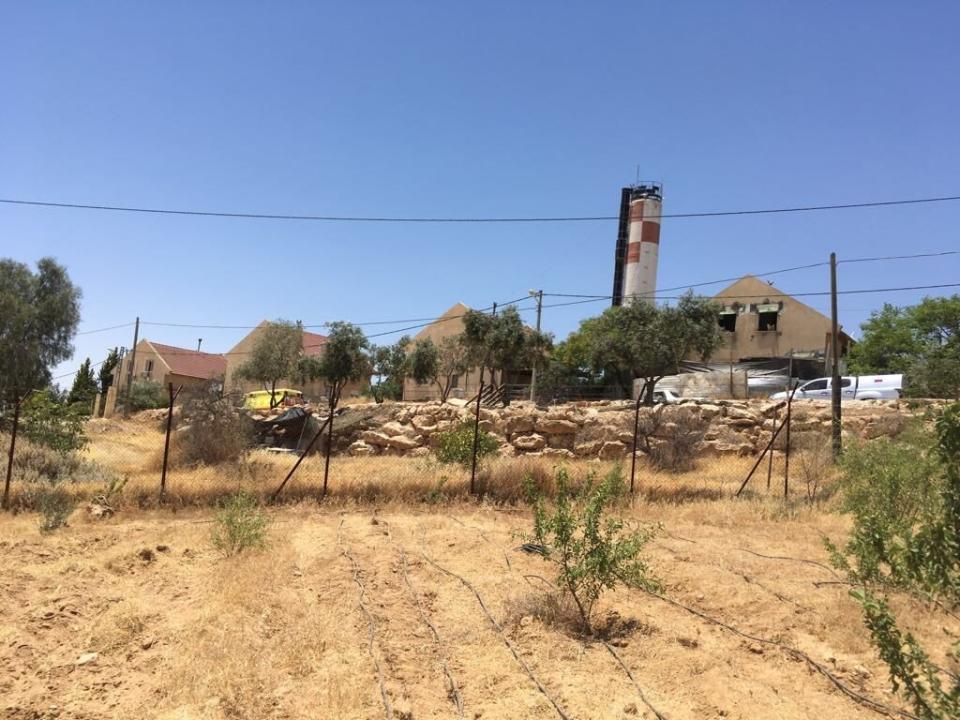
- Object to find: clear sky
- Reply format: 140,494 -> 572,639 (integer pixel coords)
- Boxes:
2,2 -> 959,383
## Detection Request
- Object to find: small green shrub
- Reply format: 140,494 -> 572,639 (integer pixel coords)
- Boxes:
433,421 -> 499,468
211,492 -> 270,556
20,390 -> 88,453
127,380 -> 167,411
522,465 -> 660,634
833,403 -> 960,718
35,486 -> 76,533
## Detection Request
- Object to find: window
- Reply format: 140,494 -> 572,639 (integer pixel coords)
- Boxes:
756,302 -> 780,332
718,311 -> 737,332
450,374 -> 460,389
838,378 -> 852,388
143,359 -> 154,378
802,379 -> 828,391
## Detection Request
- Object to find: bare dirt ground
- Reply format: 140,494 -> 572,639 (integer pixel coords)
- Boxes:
2,495 -> 954,720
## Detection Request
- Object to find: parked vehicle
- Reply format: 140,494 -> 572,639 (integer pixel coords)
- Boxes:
769,374 -> 902,401
653,388 -> 682,404
244,388 -> 305,410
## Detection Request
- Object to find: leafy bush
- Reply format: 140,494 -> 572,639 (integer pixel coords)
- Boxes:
522,465 -> 660,634
127,380 -> 167,411
20,390 -> 87,452
176,385 -> 254,466
831,404 -> 960,718
34,485 -> 76,533
433,421 -> 499,468
211,492 -> 270,556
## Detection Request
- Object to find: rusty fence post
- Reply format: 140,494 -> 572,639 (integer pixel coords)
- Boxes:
159,383 -> 182,501
784,385 -> 794,499
766,405 -> 777,492
3,397 -> 23,511
271,413 -> 332,503
322,395 -> 336,498
629,383 -> 645,494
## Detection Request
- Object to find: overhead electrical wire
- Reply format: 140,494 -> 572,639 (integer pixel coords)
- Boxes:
2,193 -> 960,224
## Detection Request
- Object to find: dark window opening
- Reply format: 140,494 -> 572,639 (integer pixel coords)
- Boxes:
839,378 -> 852,388
450,374 -> 460,389
718,313 -> 737,332
758,311 -> 778,331
802,379 -> 828,391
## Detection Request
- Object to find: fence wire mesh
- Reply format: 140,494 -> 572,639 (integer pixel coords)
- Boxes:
0,380 -> 854,513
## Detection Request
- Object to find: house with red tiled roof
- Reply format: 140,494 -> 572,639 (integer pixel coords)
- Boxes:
113,340 -> 228,398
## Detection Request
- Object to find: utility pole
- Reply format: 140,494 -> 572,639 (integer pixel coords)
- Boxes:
529,289 -> 543,402
123,317 -> 140,419
197,338 -> 203,352
829,253 -> 842,458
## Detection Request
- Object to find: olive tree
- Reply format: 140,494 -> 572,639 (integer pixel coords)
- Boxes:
461,306 -> 552,397
233,320 -> 304,407
566,293 -> 722,403
409,335 -> 470,402
369,335 -> 410,402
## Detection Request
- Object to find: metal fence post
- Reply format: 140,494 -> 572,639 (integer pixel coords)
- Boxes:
784,385 -> 794,498
160,383 -> 182,501
630,385 -> 644,493
3,397 -> 22,511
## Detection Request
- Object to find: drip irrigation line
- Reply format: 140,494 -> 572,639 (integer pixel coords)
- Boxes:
3,193 -> 959,223
644,590 -> 920,720
418,537 -> 574,720
337,520 -> 394,720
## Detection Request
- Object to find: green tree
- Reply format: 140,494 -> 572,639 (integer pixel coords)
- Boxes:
95,348 -> 121,416
565,293 -> 721,403
409,335 -> 470,402
461,306 -> 552,396
368,336 -> 410,402
233,320 -> 305,407
0,258 -> 81,407
849,296 -> 960,399
67,358 -> 98,410
847,304 -> 920,374
20,389 -> 88,453
303,321 -> 369,410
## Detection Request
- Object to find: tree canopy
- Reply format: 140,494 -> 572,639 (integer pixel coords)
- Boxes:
460,306 -> 552,390
0,258 -> 81,406
303,321 -> 369,408
67,357 -> 99,410
561,293 -> 722,402
409,335 -> 471,402
369,336 -> 410,402
849,295 -> 960,399
233,320 -> 304,407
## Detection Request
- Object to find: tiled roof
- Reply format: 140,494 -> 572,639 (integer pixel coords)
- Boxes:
149,342 -> 228,379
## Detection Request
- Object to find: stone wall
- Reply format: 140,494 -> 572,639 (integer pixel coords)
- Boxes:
332,398 -> 935,461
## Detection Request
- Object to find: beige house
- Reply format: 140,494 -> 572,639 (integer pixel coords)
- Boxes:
711,275 -> 851,362
113,340 -> 227,396
224,321 -> 365,403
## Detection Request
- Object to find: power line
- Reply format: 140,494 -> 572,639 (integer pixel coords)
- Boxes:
2,193 -> 960,223
76,322 -> 135,336
542,281 -> 960,308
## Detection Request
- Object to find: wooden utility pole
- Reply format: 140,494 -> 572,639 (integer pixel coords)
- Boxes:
529,290 -> 543,402
829,253 -> 842,458
123,317 -> 140,419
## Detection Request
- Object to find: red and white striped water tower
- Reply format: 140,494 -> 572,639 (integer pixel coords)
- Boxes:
612,182 -> 662,306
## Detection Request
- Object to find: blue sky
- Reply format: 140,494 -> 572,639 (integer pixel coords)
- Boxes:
2,2 -> 959,383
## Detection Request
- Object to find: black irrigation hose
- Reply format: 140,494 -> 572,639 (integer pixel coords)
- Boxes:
397,545 -> 466,718
337,520 -> 394,720
418,541 -> 575,720
644,590 -> 920,720
438,518 -> 668,719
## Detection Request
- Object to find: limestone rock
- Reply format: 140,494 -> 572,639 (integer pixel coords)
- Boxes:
513,433 -> 547,451
599,441 -> 627,460
534,418 -> 579,435
348,441 -> 376,456
574,439 -> 604,457
359,430 -> 392,447
381,421 -> 411,437
387,434 -> 421,451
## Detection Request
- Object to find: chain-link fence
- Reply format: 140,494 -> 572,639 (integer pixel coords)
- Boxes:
1,378 -> 856,513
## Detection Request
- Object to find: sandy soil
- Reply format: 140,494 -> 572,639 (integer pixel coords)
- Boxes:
2,497 -> 953,720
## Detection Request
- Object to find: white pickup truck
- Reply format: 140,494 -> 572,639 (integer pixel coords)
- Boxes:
770,374 -> 903,401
